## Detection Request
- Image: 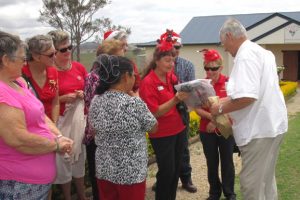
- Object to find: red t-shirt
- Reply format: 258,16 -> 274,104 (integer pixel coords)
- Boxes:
22,64 -> 58,120
57,61 -> 87,115
199,74 -> 229,132
139,70 -> 185,138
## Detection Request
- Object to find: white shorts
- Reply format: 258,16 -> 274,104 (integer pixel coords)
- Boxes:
54,144 -> 86,184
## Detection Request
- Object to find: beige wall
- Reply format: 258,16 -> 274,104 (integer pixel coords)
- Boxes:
144,45 -> 233,79
142,19 -> 300,80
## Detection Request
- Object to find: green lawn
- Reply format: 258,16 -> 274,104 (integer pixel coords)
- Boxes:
80,52 -> 96,72
234,113 -> 300,199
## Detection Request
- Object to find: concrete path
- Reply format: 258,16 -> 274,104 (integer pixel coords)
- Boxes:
145,89 -> 300,200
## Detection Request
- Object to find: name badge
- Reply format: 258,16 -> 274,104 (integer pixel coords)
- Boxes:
157,86 -> 164,91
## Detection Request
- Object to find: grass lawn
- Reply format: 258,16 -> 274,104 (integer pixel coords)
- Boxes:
234,113 -> 300,199
80,52 -> 96,72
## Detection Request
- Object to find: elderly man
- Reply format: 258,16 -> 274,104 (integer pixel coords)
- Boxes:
211,18 -> 288,200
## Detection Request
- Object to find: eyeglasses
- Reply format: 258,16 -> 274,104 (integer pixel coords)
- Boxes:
174,45 -> 181,50
40,52 -> 56,58
204,66 -> 220,71
57,45 -> 73,53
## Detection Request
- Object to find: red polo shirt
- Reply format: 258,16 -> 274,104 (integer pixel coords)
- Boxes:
199,74 -> 229,132
22,64 -> 58,120
139,70 -> 185,138
57,61 -> 87,115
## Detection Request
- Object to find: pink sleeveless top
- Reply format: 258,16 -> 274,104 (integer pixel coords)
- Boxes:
0,79 -> 56,184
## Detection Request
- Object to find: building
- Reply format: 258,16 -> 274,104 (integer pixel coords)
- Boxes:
137,12 -> 300,81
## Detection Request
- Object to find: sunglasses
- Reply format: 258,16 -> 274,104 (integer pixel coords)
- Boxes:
174,45 -> 181,50
40,52 -> 56,58
204,66 -> 220,71
57,45 -> 73,53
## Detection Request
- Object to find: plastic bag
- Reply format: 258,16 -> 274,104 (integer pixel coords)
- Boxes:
174,79 -> 216,108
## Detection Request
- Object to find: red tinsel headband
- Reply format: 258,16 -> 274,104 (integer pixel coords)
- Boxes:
198,49 -> 221,64
156,29 -> 180,52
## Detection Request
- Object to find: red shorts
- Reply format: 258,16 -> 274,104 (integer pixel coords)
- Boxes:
97,179 -> 146,200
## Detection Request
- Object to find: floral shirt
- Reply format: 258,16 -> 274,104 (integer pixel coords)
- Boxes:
89,91 -> 157,184
83,70 -> 99,144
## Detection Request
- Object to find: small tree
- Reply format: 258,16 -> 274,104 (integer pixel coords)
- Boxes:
39,0 -> 129,61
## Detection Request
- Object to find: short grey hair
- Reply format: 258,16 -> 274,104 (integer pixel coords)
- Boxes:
48,30 -> 70,49
220,18 -> 248,39
0,31 -> 25,66
26,34 -> 53,61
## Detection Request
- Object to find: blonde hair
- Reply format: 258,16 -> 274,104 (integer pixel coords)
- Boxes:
48,30 -> 70,49
204,58 -> 223,67
96,39 -> 124,56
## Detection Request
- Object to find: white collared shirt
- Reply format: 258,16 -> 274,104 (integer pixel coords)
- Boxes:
226,40 -> 288,146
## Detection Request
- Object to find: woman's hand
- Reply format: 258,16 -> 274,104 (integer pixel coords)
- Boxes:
206,121 -> 217,133
60,93 -> 77,103
57,136 -> 73,155
175,91 -> 190,102
75,90 -> 84,99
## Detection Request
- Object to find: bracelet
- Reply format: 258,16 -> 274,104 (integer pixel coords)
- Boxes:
55,135 -> 63,152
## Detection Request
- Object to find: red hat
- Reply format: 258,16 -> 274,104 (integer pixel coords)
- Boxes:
199,49 -> 221,64
160,29 -> 181,44
103,30 -> 126,40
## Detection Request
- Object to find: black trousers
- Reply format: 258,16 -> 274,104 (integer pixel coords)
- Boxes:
150,130 -> 185,200
200,132 -> 236,199
176,104 -> 193,185
179,126 -> 192,184
86,140 -> 99,200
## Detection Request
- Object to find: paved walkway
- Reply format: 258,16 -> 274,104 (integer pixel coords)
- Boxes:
145,89 -> 300,200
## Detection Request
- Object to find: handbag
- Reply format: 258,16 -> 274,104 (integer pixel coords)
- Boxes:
176,101 -> 189,126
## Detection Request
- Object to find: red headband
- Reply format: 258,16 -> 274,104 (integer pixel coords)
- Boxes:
157,29 -> 178,52
199,49 -> 221,64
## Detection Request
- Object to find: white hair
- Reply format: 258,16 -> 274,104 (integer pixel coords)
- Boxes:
219,18 -> 248,39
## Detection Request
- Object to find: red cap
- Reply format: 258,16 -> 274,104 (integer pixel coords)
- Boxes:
103,30 -> 123,40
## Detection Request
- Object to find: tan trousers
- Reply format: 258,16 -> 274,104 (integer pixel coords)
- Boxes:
239,134 -> 284,200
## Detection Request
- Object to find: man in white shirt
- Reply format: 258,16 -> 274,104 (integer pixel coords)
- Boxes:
210,18 -> 288,200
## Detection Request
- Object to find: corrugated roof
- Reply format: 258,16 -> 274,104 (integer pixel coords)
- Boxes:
137,12 -> 300,46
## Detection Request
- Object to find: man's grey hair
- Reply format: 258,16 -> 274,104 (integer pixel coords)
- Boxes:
0,31 -> 25,66
26,34 -> 53,61
220,18 -> 248,39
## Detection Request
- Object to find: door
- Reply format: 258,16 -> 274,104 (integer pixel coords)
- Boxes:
283,51 -> 298,81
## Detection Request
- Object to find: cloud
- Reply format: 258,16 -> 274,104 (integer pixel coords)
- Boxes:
1,0 -> 300,43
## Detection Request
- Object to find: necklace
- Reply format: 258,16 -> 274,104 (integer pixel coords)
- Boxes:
55,61 -> 72,71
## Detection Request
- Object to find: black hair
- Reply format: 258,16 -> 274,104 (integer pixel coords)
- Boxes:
93,54 -> 133,95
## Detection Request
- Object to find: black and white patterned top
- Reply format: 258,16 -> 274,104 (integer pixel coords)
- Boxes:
89,90 -> 157,184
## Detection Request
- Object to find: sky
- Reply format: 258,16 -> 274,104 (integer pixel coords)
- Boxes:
1,0 -> 300,43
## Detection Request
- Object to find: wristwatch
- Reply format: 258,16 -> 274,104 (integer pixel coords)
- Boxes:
218,104 -> 223,114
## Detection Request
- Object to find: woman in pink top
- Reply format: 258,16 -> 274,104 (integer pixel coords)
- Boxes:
0,31 -> 73,200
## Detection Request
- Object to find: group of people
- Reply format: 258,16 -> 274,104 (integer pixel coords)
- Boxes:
0,17 -> 287,200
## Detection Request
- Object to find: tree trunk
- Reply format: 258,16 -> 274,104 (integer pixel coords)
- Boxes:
76,43 -> 80,62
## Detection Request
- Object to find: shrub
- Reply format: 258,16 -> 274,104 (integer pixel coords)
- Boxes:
280,81 -> 298,98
